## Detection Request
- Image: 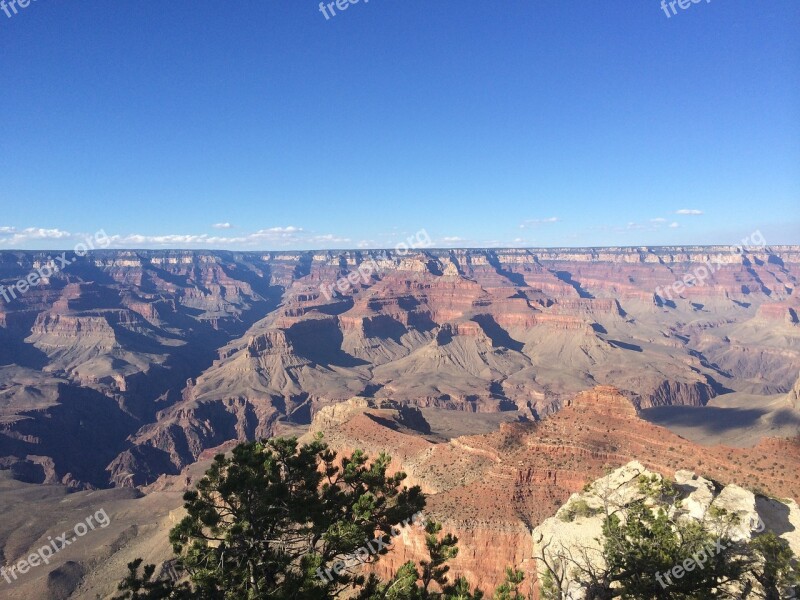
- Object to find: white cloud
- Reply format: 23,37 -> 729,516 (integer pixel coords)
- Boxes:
259,226 -> 303,234
100,226 -> 348,249
307,234 -> 351,243
435,236 -> 471,248
0,227 -> 74,246
212,222 -> 233,229
669,222 -> 680,228
594,218 -> 679,234
675,209 -> 703,215
520,217 -> 560,228
113,233 -> 247,246
21,227 -> 72,239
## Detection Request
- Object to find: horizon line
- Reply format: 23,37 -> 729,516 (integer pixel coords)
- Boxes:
1,244 -> 798,253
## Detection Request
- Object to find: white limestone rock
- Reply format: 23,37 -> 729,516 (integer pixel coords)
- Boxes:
710,484 -> 758,542
675,469 -> 715,521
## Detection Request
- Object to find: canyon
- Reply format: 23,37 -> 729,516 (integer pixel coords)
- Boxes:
0,245 -> 798,597
2,386 -> 798,598
0,245 -> 798,488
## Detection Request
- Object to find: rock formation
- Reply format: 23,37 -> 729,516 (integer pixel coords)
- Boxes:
533,461 -> 800,599
0,246 -> 797,487
293,385 -> 800,594
1,384 -> 799,599
790,373 -> 800,409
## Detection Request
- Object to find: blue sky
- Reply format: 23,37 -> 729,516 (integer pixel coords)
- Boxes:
0,0 -> 798,250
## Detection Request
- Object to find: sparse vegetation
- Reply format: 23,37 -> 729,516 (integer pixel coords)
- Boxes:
114,436 -> 525,599
559,498 -> 599,522
538,473 -> 800,600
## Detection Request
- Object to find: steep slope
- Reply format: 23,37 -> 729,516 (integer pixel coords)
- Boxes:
1,386 -> 799,599
0,246 -> 798,487
299,387 -> 800,593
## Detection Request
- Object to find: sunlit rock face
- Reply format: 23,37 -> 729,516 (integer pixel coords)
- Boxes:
0,246 -> 798,488
533,461 -> 800,599
300,386 -> 800,596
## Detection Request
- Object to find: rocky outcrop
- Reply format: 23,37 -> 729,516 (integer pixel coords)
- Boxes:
789,373 -> 800,409
107,396 -> 282,487
757,302 -> 800,324
533,462 -> 800,599
300,386 -> 800,595
644,378 -> 716,407
308,397 -> 372,434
